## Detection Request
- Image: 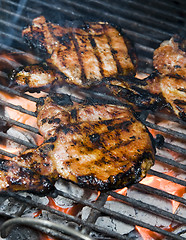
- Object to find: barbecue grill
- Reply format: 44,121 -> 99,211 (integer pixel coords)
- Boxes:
0,0 -> 186,239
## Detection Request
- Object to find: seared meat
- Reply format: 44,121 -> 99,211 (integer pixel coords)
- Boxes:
103,77 -> 162,111
0,159 -> 52,193
146,37 -> 186,121
153,36 -> 186,79
11,94 -> 154,191
10,63 -> 63,90
20,16 -> 136,88
146,75 -> 186,121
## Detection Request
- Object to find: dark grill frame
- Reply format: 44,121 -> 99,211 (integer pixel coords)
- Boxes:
0,0 -> 186,239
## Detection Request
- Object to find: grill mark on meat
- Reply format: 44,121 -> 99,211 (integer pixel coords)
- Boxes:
70,32 -> 86,84
103,24 -> 122,75
84,23 -> 106,78
71,108 -> 78,121
174,99 -> 186,105
178,88 -> 186,92
88,34 -> 104,78
73,30 -> 102,84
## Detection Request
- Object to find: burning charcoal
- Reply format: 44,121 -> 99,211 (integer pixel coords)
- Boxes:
6,127 -> 37,153
127,188 -> 172,227
81,201 -> 135,235
173,226 -> 186,239
55,179 -> 98,207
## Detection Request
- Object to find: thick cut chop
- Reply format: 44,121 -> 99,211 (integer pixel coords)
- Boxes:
21,16 -> 136,88
10,94 -> 154,192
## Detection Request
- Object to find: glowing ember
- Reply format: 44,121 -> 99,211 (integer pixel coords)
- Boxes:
107,187 -> 127,201
136,225 -> 176,240
34,197 -> 83,240
141,172 -> 185,214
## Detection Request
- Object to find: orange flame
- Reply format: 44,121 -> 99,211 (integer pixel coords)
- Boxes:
136,224 -> 176,240
107,187 -> 127,201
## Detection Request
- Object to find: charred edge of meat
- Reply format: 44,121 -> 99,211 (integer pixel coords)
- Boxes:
50,93 -> 73,106
120,30 -> 138,71
173,34 -> 186,52
9,62 -> 63,92
173,99 -> 186,121
0,159 -> 53,195
36,93 -> 73,109
76,151 -> 154,191
107,82 -> 162,111
23,30 -> 49,57
104,75 -> 148,86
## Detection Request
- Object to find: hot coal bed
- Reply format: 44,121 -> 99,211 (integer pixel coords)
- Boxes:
0,0 -> 186,240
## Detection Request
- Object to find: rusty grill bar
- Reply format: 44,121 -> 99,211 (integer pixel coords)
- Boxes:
0,0 -> 186,239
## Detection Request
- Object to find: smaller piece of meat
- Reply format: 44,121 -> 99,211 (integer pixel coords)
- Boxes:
145,36 -> 186,121
159,76 -> 186,121
10,63 -> 64,90
104,77 -> 162,111
153,36 -> 186,79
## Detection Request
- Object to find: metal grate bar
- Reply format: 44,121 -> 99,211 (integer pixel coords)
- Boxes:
0,8 -> 31,23
108,191 -> 186,224
0,84 -> 38,102
0,19 -> 22,31
57,0 -> 184,30
0,115 -> 40,134
27,0 -> 176,39
135,183 -> 186,205
119,0 -> 186,19
163,142 -> 186,155
1,190 -> 184,240
0,131 -> 37,148
155,155 -> 186,171
1,0 -> 41,14
148,169 -> 186,187
0,43 -> 27,52
0,191 -> 130,240
0,149 -> 16,158
0,99 -> 36,117
1,31 -> 24,44
145,121 -> 186,140
153,112 -> 186,125
57,190 -> 186,240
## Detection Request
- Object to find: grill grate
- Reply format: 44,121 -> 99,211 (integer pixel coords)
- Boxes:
0,83 -> 185,240
0,0 -> 185,239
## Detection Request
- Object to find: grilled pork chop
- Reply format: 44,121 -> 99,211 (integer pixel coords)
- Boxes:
20,16 -> 136,88
6,94 -> 154,192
